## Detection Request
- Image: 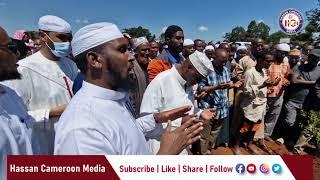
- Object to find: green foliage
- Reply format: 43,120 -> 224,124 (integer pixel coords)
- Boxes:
123,26 -> 155,41
224,20 -> 270,42
268,31 -> 288,43
300,110 -> 320,144
224,26 -> 246,42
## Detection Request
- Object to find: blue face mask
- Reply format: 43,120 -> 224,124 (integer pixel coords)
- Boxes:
45,33 -> 71,58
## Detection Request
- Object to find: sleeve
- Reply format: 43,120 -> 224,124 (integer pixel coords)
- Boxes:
2,68 -> 50,122
139,80 -> 165,139
243,70 -> 260,97
54,129 -> 117,155
140,80 -> 163,114
198,77 -> 208,91
147,60 -> 164,81
135,114 -> 158,135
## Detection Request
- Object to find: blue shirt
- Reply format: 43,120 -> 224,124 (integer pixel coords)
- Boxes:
198,66 -> 231,119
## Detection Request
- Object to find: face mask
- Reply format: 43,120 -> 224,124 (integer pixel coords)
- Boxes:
45,33 -> 71,58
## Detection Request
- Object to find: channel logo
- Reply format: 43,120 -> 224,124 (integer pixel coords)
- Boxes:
272,163 -> 282,174
246,164 -> 256,174
235,164 -> 245,174
259,164 -> 270,174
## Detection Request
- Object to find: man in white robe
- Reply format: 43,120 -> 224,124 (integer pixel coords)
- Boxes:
55,22 -> 204,155
140,51 -> 216,154
0,27 -> 34,180
2,15 -> 78,154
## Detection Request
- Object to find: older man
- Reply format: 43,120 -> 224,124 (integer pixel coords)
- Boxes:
3,15 -> 78,154
148,25 -> 184,81
264,43 -> 290,141
55,22 -> 203,155
129,37 -> 150,115
0,27 -> 34,180
204,45 -> 215,60
140,51 -> 216,155
197,48 -> 240,152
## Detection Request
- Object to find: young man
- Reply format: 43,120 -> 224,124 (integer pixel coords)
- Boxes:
182,39 -> 195,59
233,51 -> 274,155
147,25 -> 184,81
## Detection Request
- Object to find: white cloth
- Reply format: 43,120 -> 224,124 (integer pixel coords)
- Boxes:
140,66 -> 202,155
0,85 -> 33,180
241,67 -> 268,122
54,81 -> 153,155
183,39 -> 194,46
2,51 -> 78,154
132,37 -> 148,49
205,45 -> 215,51
38,15 -> 71,33
189,51 -> 214,77
236,45 -> 247,52
72,22 -> 124,56
276,43 -> 290,52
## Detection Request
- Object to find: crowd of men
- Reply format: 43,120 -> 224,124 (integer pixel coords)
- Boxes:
1,14 -> 320,178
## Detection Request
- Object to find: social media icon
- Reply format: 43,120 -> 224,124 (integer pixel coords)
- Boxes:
272,164 -> 282,174
235,164 -> 245,174
247,164 -> 256,174
259,164 -> 270,174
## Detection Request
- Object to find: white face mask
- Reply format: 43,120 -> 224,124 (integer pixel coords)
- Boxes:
45,33 -> 71,58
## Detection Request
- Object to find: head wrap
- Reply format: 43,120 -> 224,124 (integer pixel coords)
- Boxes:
276,43 -> 290,52
289,48 -> 301,56
13,30 -> 26,40
38,15 -> 71,33
72,22 -> 123,56
205,45 -> 215,51
188,51 -> 214,77
132,37 -> 148,49
183,39 -> 194,46
236,45 -> 247,52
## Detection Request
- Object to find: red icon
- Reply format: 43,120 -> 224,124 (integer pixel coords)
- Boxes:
247,164 -> 256,173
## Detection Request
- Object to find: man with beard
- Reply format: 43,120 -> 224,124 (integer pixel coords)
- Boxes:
149,40 -> 159,60
276,49 -> 320,153
54,22 -> 204,155
140,51 -> 216,155
3,15 -> 79,155
0,27 -> 34,179
148,25 -> 184,81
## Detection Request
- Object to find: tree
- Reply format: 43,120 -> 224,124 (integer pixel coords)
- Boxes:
268,31 -> 288,43
123,26 -> 155,40
306,0 -> 320,41
224,26 -> 246,42
245,20 -> 270,41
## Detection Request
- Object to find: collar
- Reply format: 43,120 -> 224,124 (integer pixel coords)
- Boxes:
172,65 -> 187,86
165,49 -> 182,65
81,81 -> 126,101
